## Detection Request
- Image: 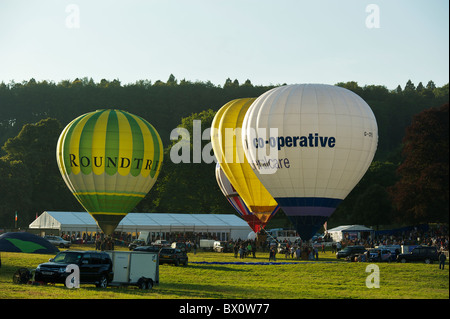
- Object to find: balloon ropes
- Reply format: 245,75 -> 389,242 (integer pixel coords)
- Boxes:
242,84 -> 378,241
211,98 -> 279,233
56,109 -> 163,235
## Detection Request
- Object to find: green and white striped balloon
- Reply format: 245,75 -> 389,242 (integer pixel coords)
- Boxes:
56,109 -> 163,235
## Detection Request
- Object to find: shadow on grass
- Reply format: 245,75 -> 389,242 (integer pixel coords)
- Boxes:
150,281 -> 258,299
185,263 -> 251,272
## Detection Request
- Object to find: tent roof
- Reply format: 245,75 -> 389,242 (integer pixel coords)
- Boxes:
327,225 -> 374,233
29,211 -> 251,232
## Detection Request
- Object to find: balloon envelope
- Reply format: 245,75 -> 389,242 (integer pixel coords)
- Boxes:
0,232 -> 59,254
242,84 -> 378,240
215,163 -> 278,233
56,109 -> 163,235
211,99 -> 279,231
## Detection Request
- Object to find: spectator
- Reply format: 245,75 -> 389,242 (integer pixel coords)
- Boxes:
439,252 -> 446,270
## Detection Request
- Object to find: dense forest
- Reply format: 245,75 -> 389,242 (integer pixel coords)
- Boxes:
0,76 -> 448,230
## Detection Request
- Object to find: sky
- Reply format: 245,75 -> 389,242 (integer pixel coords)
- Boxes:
0,0 -> 448,90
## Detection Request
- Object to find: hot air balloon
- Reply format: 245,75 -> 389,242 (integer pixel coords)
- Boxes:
242,84 -> 378,241
215,163 -> 278,233
211,98 -> 279,232
56,109 -> 163,235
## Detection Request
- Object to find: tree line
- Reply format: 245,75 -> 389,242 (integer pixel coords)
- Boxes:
0,76 -> 448,230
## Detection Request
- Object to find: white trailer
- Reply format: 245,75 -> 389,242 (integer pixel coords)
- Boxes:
106,251 -> 159,289
199,239 -> 216,251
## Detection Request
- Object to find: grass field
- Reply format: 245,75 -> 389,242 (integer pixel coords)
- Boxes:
0,244 -> 448,299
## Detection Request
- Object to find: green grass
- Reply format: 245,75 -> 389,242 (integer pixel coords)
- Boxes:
0,245 -> 448,299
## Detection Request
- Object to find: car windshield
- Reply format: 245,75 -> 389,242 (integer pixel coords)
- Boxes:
160,248 -> 174,254
52,252 -> 83,264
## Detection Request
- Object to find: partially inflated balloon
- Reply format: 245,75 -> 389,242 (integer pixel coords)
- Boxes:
211,98 -> 279,231
242,84 -> 378,240
215,163 -> 278,233
56,109 -> 163,235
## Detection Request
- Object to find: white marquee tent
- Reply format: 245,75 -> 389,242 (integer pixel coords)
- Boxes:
327,225 -> 374,242
29,211 -> 252,241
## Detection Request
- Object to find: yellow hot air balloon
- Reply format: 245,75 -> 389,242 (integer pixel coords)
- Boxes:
211,99 -> 279,231
56,109 -> 163,235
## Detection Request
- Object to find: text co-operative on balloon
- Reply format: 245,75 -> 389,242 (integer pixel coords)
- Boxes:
250,133 -> 336,150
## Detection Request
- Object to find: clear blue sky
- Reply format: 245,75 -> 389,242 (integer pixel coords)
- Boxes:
0,0 -> 448,90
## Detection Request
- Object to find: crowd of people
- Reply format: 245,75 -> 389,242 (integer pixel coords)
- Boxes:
337,225 -> 449,252
57,225 -> 449,259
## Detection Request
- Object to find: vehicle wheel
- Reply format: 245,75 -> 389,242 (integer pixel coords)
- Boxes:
147,280 -> 153,290
60,243 -> 65,248
138,278 -> 147,290
96,275 -> 108,288
13,268 -> 31,284
424,258 -> 431,264
174,259 -> 179,266
400,258 -> 407,263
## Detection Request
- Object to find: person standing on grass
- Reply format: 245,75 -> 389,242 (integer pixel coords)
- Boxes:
439,252 -> 446,270
239,245 -> 245,259
269,247 -> 276,261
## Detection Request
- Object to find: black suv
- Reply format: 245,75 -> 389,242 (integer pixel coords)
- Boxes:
396,246 -> 439,264
35,251 -> 114,288
159,247 -> 188,266
336,245 -> 367,259
133,245 -> 161,253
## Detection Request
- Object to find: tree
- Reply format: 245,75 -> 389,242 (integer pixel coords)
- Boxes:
336,81 -> 363,96
0,159 -> 32,227
352,184 -> 393,229
167,74 -> 177,86
404,79 -> 416,92
137,110 -> 233,215
389,103 -> 449,223
0,77 -> 448,227
416,82 -> 424,92
0,118 -> 79,225
426,80 -> 436,90
329,161 -> 398,227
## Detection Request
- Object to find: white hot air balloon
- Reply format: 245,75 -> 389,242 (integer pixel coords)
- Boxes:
242,84 -> 378,241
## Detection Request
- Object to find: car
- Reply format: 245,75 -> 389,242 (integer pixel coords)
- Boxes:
336,245 -> 367,259
277,243 -> 288,254
369,249 -> 393,262
376,245 -> 401,259
43,235 -> 71,248
172,241 -> 187,251
152,240 -> 171,247
133,245 -> 161,253
159,247 -> 188,266
35,250 -> 114,288
396,246 -> 439,264
128,239 -> 147,250
214,241 -> 229,253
